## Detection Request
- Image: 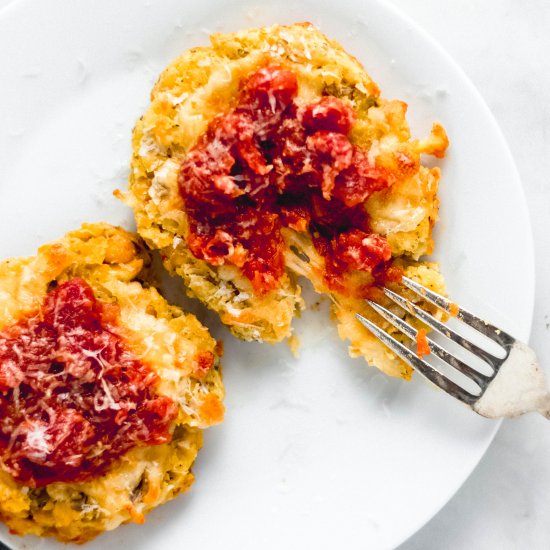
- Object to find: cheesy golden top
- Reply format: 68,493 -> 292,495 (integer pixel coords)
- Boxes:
0,223 -> 224,542
123,22 -> 448,378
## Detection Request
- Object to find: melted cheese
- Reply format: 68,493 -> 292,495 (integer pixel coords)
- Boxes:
0,223 -> 224,542
124,22 -> 448,378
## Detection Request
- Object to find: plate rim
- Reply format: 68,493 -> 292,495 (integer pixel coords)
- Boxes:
371,0 -> 535,544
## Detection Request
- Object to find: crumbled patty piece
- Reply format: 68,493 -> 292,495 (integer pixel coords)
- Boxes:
122,22 -> 449,378
0,223 -> 224,542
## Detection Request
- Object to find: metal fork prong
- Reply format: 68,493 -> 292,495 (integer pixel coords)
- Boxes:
383,287 -> 501,369
401,276 -> 515,348
367,300 -> 489,389
355,313 -> 479,405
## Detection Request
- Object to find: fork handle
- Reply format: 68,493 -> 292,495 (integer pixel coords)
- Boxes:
536,394 -> 550,420
474,342 -> 550,419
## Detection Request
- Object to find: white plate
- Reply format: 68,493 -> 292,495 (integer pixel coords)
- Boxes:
0,0 -> 534,548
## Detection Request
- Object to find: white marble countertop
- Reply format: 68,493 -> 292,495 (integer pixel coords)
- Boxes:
0,0 -> 549,548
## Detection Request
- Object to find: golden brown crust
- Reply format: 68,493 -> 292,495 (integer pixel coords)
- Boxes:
0,223 -> 224,542
123,22 -> 448,378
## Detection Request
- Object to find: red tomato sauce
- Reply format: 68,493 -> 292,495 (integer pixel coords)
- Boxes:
179,66 -> 398,296
0,279 -> 178,487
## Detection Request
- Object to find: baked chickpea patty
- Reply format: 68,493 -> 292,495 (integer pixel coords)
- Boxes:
0,223 -> 224,542
122,22 -> 449,379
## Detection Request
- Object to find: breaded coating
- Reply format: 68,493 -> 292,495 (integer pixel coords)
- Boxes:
0,223 -> 224,542
122,23 -> 448,378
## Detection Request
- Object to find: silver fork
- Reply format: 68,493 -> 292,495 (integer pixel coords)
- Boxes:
356,276 -> 550,419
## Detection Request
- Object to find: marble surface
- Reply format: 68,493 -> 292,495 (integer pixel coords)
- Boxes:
0,0 -> 549,548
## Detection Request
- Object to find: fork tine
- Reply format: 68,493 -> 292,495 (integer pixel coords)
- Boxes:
401,277 -> 515,348
383,287 -> 501,368
367,299 -> 488,389
355,313 -> 479,405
